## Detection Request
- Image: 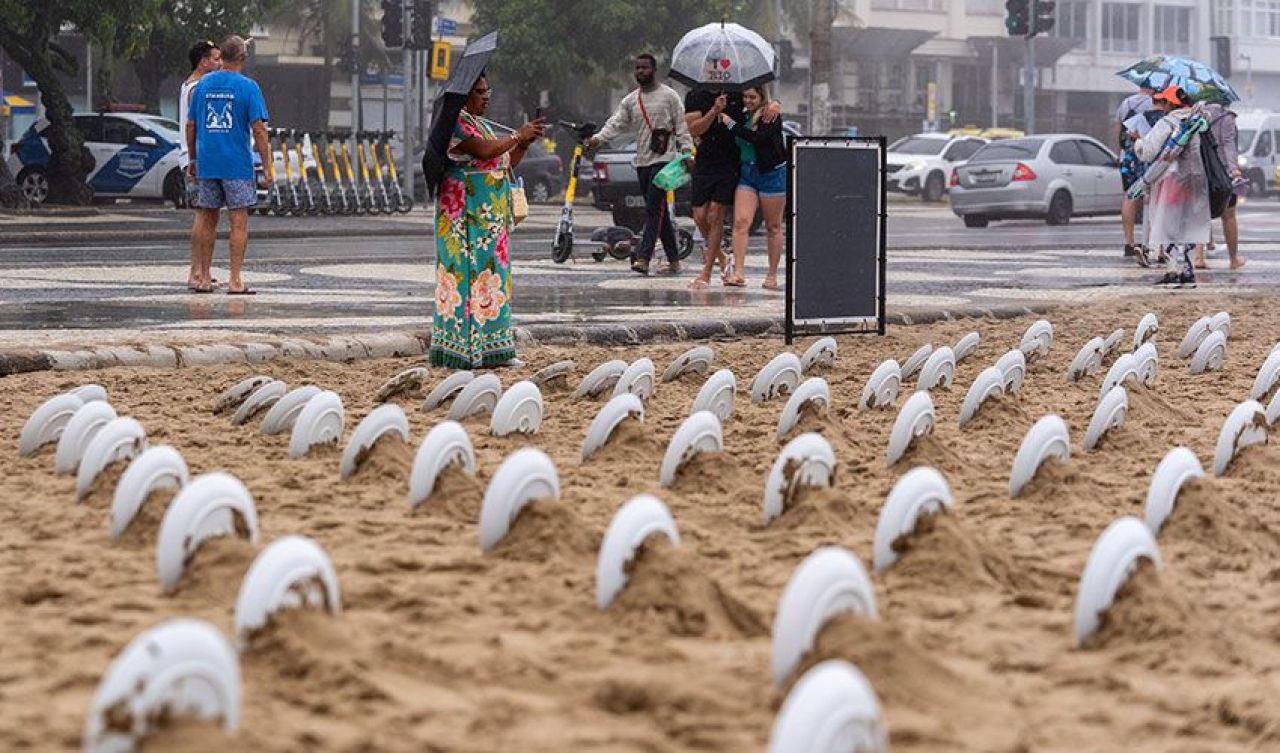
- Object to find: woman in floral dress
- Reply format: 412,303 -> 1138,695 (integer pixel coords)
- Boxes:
430,74 -> 544,368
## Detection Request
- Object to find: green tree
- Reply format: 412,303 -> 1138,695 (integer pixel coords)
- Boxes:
0,0 -> 159,204
130,0 -> 288,114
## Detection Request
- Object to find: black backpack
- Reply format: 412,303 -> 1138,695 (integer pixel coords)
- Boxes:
1199,126 -> 1233,220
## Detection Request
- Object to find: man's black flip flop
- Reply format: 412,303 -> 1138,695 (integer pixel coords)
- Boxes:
192,286 -> 214,294
227,288 -> 257,295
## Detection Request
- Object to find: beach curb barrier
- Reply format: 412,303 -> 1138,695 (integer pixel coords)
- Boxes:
213,375 -> 272,414
260,385 -> 321,435
959,366 -> 1005,429
340,404 -> 410,480
801,337 -> 837,373
771,547 -> 877,686
662,346 -> 714,382
374,367 -> 429,403
873,466 -> 953,571
231,379 -> 286,426
82,618 -> 240,753
478,448 -> 559,553
1010,415 -> 1070,498
595,494 -> 679,610
1213,400 -> 1268,476
71,384 -> 109,403
408,421 -> 475,510
1099,354 -> 1138,399
752,353 -> 803,404
1133,342 -> 1159,387
156,472 -> 259,593
233,535 -> 341,648
1268,391 -> 1280,426
763,433 -> 836,526
490,380 -> 544,437
1188,330 -> 1227,374
1101,328 -> 1126,361
660,410 -> 723,487
1133,312 -> 1159,351
613,357 -> 656,401
447,374 -> 503,421
19,392 -> 86,457
1084,386 -> 1128,452
1066,337 -> 1105,382
901,343 -> 932,381
582,393 -> 644,462
1019,319 -> 1053,360
777,377 -> 831,439
573,359 -> 627,399
1176,315 -> 1213,358
422,371 -> 475,411
531,359 -> 576,388
1074,517 -> 1162,647
917,346 -> 956,391
288,390 -> 345,459
76,417 -> 146,500
1209,311 -> 1231,338
858,360 -> 900,411
111,446 -> 189,539
953,331 -> 981,363
55,400 -> 117,474
691,368 -> 736,422
995,349 -> 1026,394
767,660 -> 888,753
1249,348 -> 1280,400
885,391 -> 934,467
1144,447 -> 1204,536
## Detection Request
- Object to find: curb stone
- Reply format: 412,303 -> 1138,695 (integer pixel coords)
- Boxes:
0,304 -> 1051,378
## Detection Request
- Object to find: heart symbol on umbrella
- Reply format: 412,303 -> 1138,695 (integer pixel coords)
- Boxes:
719,59 -> 731,70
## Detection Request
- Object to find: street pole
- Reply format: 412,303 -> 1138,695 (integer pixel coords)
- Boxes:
351,0 -> 361,133
991,42 -> 998,129
1023,33 -> 1036,135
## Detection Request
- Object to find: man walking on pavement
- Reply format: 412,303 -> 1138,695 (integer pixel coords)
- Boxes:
185,35 -> 273,294
180,39 -> 221,291
1115,86 -> 1155,262
588,54 -> 693,276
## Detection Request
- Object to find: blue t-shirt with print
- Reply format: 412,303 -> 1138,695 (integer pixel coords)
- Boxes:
191,70 -> 269,180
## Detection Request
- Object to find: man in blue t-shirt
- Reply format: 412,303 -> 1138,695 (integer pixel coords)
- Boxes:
185,35 -> 274,294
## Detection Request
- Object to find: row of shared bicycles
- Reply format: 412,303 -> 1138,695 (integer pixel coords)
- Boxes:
257,129 -> 414,216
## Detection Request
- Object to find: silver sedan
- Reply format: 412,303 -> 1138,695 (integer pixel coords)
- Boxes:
949,134 -> 1124,228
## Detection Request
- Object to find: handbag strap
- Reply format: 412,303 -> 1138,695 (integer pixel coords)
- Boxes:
637,90 -> 654,131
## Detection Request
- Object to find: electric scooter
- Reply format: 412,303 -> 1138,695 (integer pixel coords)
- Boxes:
270,128 -> 299,216
323,132 -> 352,215
551,120 -> 597,263
363,130 -> 393,214
309,131 -> 335,215
292,129 -> 319,215
336,132 -> 364,214
355,131 -> 380,213
379,130 -> 414,213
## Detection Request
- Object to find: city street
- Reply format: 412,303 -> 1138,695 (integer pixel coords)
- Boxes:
0,199 -> 1277,349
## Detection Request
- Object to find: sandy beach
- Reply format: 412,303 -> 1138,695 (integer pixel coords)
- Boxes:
2,292 -> 1279,752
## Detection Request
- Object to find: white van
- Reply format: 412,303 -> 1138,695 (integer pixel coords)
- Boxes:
1234,110 -> 1280,196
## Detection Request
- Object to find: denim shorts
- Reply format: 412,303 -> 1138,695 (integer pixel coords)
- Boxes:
738,162 -> 787,198
194,178 -> 257,210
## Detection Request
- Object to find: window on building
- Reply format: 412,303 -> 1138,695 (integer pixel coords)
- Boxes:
1052,1 -> 1090,42
1242,0 -> 1280,38
1214,0 -> 1235,36
966,0 -> 1003,14
871,0 -> 946,10
1154,6 -> 1192,54
1102,3 -> 1142,53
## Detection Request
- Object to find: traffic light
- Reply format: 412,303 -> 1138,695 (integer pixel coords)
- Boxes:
409,0 -> 432,49
1005,0 -> 1029,36
338,36 -> 357,74
381,0 -> 403,49
1033,0 -> 1056,35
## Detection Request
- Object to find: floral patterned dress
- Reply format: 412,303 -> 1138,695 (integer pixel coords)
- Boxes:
430,111 -> 515,369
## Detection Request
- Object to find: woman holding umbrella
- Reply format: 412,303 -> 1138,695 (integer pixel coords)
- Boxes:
424,33 -> 544,369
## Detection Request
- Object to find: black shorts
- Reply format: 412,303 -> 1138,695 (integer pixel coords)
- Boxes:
691,168 -> 739,207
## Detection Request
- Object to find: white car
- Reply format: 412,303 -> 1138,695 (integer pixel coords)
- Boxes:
886,133 -> 988,202
8,112 -> 189,206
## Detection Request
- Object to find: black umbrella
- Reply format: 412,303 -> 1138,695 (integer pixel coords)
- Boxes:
422,30 -> 499,198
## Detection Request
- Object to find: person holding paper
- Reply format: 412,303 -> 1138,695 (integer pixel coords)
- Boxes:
1115,87 -> 1155,262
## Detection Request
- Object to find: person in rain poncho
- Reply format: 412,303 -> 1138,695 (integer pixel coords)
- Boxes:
1131,85 -> 1210,287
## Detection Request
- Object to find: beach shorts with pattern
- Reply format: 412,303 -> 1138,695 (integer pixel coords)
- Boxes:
194,178 -> 257,210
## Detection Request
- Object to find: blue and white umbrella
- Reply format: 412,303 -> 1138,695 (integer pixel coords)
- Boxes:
1117,55 -> 1240,104
670,22 -> 775,91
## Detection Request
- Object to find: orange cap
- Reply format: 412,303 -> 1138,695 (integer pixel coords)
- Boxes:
1152,84 -> 1184,106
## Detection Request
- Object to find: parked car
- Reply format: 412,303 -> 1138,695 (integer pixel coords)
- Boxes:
8,112 -> 188,206
1234,110 -> 1280,197
592,121 -> 801,232
886,133 -> 988,202
411,131 -> 563,203
949,134 -> 1123,227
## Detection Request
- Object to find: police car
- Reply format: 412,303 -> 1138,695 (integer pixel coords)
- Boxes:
8,111 -> 188,207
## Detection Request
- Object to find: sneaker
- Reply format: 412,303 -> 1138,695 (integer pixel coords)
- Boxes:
631,259 -> 650,276
1134,247 -> 1152,268
1124,244 -> 1138,257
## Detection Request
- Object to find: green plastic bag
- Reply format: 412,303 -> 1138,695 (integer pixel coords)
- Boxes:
652,157 -> 691,192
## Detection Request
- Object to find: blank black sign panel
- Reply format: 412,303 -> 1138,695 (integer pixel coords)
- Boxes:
787,137 -> 886,340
